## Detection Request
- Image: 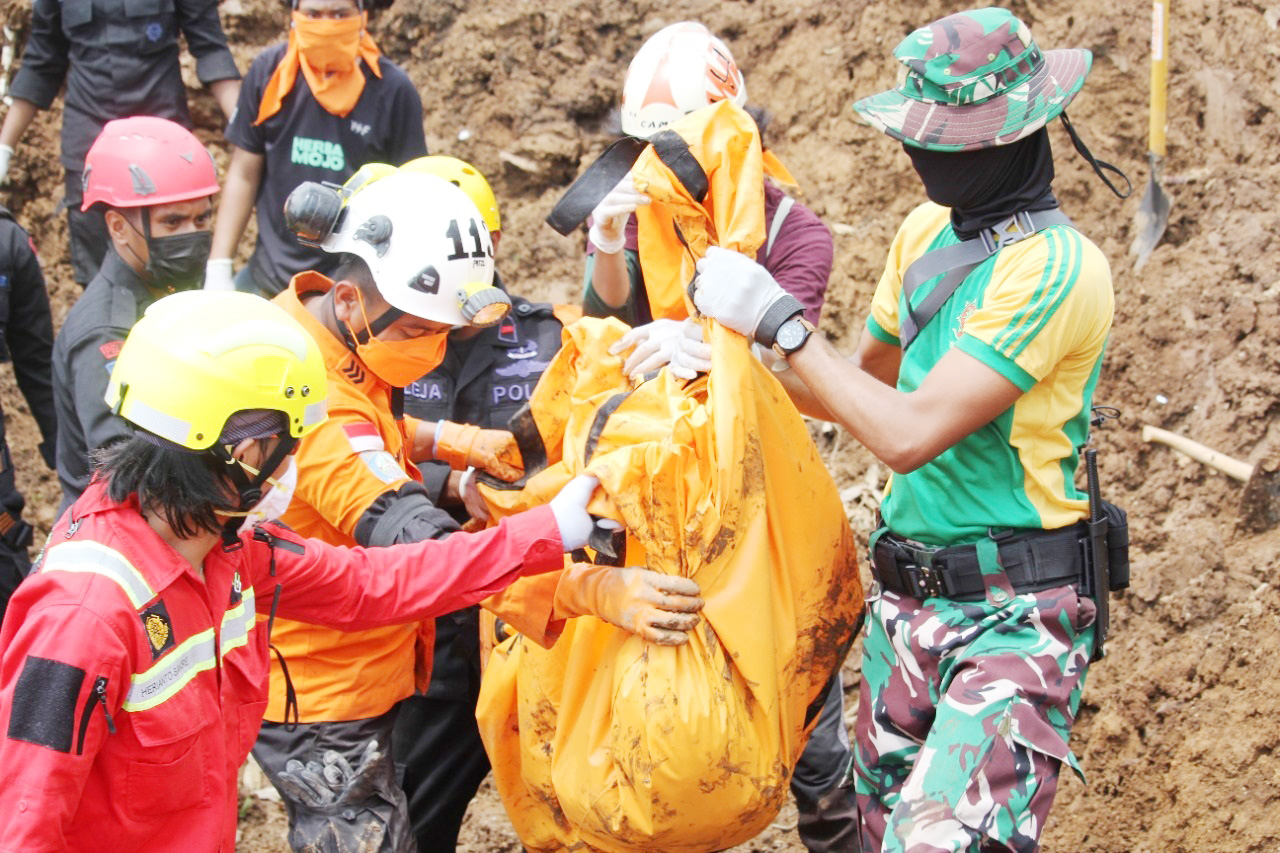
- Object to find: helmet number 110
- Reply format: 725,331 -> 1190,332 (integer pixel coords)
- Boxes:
445,219 -> 491,261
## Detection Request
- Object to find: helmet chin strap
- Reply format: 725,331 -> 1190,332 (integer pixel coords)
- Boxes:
327,288 -> 404,353
211,435 -> 298,548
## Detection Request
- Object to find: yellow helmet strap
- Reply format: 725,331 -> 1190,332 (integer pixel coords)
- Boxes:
209,435 -> 297,547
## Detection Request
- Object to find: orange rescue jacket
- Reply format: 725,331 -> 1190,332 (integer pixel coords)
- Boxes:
266,272 -> 431,723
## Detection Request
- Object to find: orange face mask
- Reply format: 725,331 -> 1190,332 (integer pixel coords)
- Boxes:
345,290 -> 448,387
292,11 -> 365,74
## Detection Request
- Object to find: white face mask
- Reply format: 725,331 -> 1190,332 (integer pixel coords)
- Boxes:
237,457 -> 298,535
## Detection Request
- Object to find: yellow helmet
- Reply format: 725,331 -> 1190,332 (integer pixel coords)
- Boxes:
105,291 -> 328,450
341,161 -> 398,198
402,155 -> 501,233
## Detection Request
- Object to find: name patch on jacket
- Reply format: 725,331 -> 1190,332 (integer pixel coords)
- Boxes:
405,379 -> 449,405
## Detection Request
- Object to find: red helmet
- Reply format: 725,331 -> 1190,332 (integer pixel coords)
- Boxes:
81,116 -> 219,211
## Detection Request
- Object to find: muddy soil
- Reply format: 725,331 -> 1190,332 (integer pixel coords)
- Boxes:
2,0 -> 1278,850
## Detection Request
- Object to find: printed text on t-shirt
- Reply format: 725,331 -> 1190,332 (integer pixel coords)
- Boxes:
290,136 -> 345,171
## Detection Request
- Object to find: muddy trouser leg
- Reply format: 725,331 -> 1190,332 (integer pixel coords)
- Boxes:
64,171 -> 110,287
254,709 -> 415,853
854,587 -> 1095,853
791,672 -> 860,852
392,693 -> 490,853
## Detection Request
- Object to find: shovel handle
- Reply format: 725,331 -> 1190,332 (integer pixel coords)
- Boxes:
1141,425 -> 1252,481
1149,0 -> 1170,157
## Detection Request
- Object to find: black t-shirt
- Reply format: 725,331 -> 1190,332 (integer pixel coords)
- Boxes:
10,0 -> 240,174
226,43 -> 427,294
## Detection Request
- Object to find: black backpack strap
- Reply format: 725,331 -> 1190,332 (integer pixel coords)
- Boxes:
898,209 -> 1074,351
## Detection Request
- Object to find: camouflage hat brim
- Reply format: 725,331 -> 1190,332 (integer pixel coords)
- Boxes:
853,47 -> 1092,151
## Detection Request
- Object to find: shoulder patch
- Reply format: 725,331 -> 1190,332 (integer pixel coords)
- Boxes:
359,450 -> 407,484
7,656 -> 85,753
139,599 -> 176,660
343,422 -> 385,454
99,340 -> 124,361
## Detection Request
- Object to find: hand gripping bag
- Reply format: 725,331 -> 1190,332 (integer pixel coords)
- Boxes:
474,317 -> 863,851
630,98 -> 795,321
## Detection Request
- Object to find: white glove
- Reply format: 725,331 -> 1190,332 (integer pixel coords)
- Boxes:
608,318 -> 685,378
549,474 -> 602,551
668,319 -> 713,379
588,173 -> 649,255
204,258 -> 235,291
692,246 -> 792,341
0,144 -> 13,185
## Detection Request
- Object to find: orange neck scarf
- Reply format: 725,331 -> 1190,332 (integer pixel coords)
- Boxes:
255,12 -> 383,124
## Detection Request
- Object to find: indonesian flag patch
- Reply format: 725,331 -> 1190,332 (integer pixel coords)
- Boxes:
342,422 -> 384,454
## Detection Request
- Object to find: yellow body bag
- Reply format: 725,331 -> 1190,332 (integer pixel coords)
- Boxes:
475,318 -> 863,851
631,99 -> 795,320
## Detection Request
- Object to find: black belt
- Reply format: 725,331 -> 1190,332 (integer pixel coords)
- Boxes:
871,525 -> 1087,602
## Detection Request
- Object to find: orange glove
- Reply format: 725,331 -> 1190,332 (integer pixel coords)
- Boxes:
434,420 -> 524,482
553,563 -> 704,645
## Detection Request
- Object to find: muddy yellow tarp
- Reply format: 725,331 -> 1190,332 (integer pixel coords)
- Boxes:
631,99 -> 796,321
475,317 -> 862,852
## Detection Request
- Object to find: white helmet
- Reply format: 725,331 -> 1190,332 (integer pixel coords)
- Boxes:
322,171 -> 501,327
620,22 -> 748,139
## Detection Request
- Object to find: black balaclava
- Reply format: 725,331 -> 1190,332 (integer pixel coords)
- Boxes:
904,128 -> 1057,241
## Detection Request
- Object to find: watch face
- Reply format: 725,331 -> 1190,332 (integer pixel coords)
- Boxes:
776,318 -> 806,351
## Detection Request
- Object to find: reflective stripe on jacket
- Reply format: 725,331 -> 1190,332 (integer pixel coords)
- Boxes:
0,479 -> 562,850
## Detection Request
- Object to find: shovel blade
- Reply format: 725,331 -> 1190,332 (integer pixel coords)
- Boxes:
1237,453 -> 1280,535
1130,152 -> 1172,270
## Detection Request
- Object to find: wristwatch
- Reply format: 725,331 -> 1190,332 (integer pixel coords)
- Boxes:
772,315 -> 815,359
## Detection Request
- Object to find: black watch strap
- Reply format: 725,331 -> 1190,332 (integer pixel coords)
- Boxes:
754,295 -> 805,347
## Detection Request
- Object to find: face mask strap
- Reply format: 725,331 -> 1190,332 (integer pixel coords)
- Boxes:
211,434 -> 298,547
331,285 -> 405,349
119,208 -> 154,276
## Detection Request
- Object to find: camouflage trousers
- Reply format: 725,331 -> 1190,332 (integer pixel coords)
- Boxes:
853,579 -> 1095,853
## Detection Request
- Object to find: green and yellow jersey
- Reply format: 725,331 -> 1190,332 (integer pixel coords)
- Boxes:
867,202 -> 1113,546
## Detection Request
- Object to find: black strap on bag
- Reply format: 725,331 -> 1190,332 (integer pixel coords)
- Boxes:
899,208 -> 1074,351
545,136 -> 649,236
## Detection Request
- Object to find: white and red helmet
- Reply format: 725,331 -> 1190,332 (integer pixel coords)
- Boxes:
620,22 -> 748,139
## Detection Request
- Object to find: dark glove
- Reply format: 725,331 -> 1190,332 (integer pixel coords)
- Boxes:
277,740 -> 403,853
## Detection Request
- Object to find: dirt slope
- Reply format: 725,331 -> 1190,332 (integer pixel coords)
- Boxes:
3,0 -> 1278,850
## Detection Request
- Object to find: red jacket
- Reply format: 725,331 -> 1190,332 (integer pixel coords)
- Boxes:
0,480 -> 563,852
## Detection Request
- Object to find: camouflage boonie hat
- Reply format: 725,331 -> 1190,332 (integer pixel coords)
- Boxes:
852,7 -> 1092,151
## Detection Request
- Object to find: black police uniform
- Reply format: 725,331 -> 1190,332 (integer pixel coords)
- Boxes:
226,43 -> 427,296
395,292 -> 570,853
8,0 -> 239,285
0,207 -> 58,623
51,250 -> 160,514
